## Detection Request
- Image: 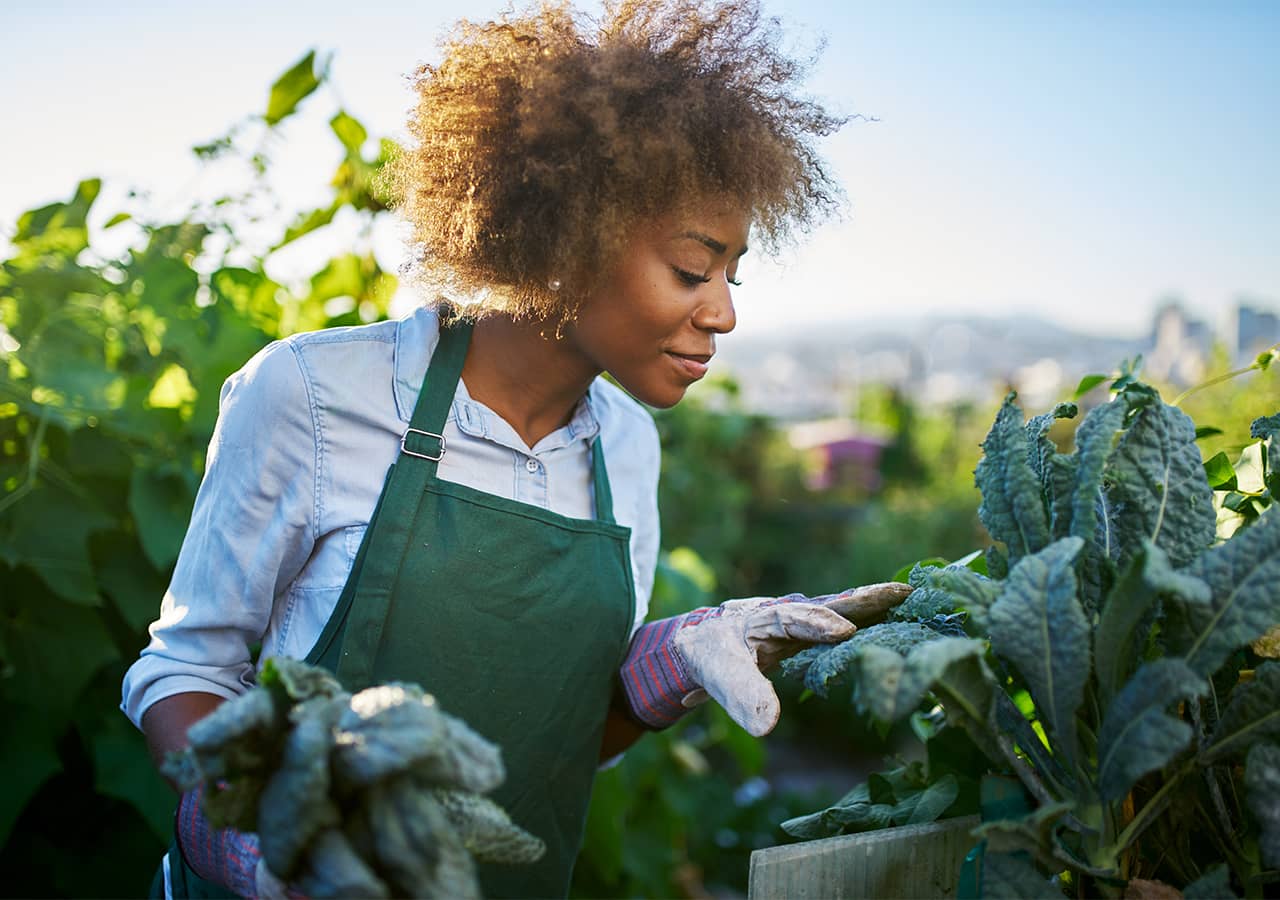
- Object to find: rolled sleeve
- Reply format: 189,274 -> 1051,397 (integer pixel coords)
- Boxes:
121,339 -> 319,728
629,421 -> 661,634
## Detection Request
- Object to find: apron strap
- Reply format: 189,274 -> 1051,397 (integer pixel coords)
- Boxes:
590,437 -> 616,525
401,320 -> 473,476
336,321 -> 471,688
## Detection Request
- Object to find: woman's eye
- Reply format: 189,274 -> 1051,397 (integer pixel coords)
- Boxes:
672,267 -> 711,287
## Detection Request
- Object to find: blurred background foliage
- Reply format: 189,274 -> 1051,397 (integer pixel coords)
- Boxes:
1,53 -> 1273,898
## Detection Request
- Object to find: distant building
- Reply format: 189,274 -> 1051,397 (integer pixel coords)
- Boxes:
1229,301 -> 1279,365
1144,301 -> 1211,387
786,419 -> 891,492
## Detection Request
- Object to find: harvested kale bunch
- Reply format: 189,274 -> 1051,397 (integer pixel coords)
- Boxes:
162,658 -> 543,898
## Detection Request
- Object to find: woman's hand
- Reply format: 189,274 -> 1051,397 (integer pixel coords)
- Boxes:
619,583 -> 912,737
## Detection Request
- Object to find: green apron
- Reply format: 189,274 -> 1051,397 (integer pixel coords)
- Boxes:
158,321 -> 637,899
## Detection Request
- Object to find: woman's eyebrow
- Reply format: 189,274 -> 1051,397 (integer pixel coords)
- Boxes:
679,231 -> 749,257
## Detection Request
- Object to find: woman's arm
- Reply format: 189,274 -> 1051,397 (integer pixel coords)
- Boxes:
141,691 -> 227,790
600,685 -> 646,760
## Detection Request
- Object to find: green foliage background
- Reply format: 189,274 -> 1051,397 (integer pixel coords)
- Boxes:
5,52 -> 1273,898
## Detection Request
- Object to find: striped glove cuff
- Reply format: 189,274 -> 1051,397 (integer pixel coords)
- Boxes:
175,786 -> 262,899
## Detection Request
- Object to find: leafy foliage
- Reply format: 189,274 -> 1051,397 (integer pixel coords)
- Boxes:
0,54 -> 403,896
785,382 -> 1280,897
163,658 -> 536,898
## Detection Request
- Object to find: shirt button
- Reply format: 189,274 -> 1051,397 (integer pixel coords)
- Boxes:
525,457 -> 540,473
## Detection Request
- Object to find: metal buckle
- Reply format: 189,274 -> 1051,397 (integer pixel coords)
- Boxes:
400,427 -> 446,461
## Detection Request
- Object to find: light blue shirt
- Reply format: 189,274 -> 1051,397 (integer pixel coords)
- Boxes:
121,307 -> 661,728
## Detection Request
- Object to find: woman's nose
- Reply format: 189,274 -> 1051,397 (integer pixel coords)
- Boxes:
693,279 -> 737,334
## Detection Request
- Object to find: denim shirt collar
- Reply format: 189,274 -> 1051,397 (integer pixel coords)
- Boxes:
392,307 -> 601,455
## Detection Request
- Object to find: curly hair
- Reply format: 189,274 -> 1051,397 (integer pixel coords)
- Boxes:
385,0 -> 847,322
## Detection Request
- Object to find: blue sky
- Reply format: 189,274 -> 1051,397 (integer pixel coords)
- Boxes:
3,0 -> 1277,337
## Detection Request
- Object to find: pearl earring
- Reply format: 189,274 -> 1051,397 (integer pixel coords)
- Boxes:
547,278 -> 562,292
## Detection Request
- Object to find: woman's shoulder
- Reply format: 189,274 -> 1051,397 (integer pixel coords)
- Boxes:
229,307 -> 437,398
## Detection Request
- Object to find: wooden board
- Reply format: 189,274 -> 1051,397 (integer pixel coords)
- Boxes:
747,815 -> 980,899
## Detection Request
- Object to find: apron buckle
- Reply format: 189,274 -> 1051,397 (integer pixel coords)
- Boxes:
401,427 -> 446,461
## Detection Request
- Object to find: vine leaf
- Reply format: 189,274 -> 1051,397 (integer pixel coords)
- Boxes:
1096,660 -> 1207,802
265,51 -> 325,125
989,537 -> 1089,766
1167,509 -> 1280,677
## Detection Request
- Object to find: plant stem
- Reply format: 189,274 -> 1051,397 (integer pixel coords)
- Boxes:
1171,344 -> 1279,407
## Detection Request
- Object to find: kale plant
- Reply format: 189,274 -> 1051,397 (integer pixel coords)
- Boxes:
784,384 -> 1280,898
163,658 -> 543,898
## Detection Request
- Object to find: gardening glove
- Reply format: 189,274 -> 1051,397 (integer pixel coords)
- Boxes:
254,858 -> 294,900
619,583 -> 912,737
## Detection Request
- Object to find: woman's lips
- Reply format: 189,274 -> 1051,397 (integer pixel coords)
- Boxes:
667,352 -> 711,379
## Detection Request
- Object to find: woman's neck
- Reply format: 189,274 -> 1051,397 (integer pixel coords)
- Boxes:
460,314 -> 600,449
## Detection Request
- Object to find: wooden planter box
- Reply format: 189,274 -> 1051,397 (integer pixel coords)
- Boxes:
747,815 -> 980,899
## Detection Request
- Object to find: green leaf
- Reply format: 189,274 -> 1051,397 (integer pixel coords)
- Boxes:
1168,509 -> 1280,677
783,621 -> 941,696
1026,403 -> 1078,542
1095,542 -> 1210,703
1096,659 -> 1206,802
993,692 -> 1072,792
1204,662 -> 1280,761
989,538 -> 1089,762
900,563 -> 1001,631
265,51 -> 324,125
1203,451 -> 1237,490
1251,413 -> 1280,443
1073,374 -> 1109,398
13,178 -> 101,248
1182,864 -> 1237,899
1064,396 -> 1131,608
103,212 -> 132,228
1195,426 -> 1224,440
308,253 -> 366,303
892,556 -> 949,584
0,703 -> 62,847
0,573 -> 120,723
277,204 -> 339,249
1231,442 -> 1266,494
976,395 -> 1051,564
2,482 -> 113,603
91,531 -> 168,632
128,466 -> 195,571
929,645 -> 1001,760
860,637 -> 990,724
1245,742 -> 1280,868
1102,400 -> 1216,572
330,111 -> 368,156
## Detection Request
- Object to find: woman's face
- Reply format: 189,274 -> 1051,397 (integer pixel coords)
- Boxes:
568,204 -> 749,408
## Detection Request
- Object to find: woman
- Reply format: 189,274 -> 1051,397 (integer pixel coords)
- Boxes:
123,1 -> 901,897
